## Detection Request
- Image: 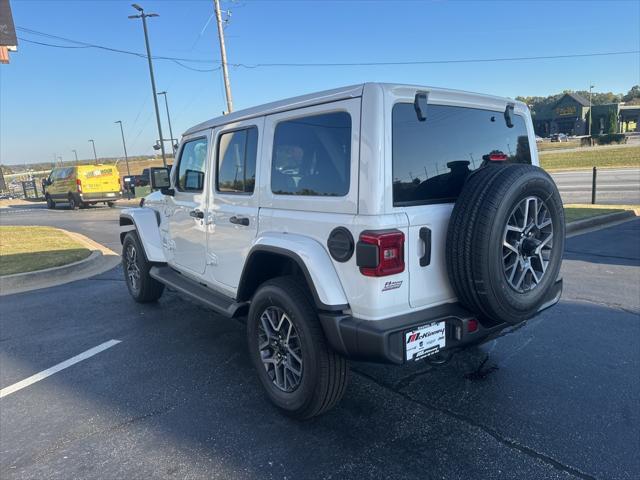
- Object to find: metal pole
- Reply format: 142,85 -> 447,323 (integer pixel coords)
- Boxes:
591,166 -> 597,205
130,5 -> 167,168
213,0 -> 233,113
115,121 -> 131,176
89,139 -> 98,164
158,91 -> 176,153
588,84 -> 594,142
72,149 -> 79,165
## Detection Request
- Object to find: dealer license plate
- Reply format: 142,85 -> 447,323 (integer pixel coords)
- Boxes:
405,321 -> 446,361
106,193 -> 116,197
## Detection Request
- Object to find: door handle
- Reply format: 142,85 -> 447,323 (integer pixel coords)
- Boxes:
189,209 -> 204,219
419,227 -> 431,267
229,216 -> 250,226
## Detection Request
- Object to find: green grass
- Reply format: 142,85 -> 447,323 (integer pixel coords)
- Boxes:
540,146 -> 640,171
563,204 -> 639,223
0,226 -> 91,276
537,141 -> 581,151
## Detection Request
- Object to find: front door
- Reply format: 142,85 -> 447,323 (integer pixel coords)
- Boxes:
166,133 -> 211,275
207,118 -> 263,289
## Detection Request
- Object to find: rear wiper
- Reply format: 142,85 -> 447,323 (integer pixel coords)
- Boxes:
504,102 -> 515,128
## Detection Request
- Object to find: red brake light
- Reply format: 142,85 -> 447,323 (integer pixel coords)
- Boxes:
489,153 -> 508,162
358,230 -> 405,277
467,318 -> 479,333
76,178 -> 82,192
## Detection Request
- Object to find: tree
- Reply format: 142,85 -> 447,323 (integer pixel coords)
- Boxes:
607,110 -> 617,134
622,85 -> 640,105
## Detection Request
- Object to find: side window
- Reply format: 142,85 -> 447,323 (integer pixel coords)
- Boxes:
271,111 -> 351,196
177,138 -> 208,192
216,127 -> 258,194
392,103 -> 531,206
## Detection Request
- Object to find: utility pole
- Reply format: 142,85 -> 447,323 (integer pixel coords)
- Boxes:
213,0 -> 233,113
88,139 -> 98,164
588,83 -> 594,138
157,91 -> 176,153
72,149 -> 79,165
129,3 -> 167,167
115,121 -> 131,176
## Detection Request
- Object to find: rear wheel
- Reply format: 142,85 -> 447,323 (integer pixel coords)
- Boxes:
122,232 -> 164,303
107,201 -> 116,208
68,194 -> 78,210
247,277 -> 349,419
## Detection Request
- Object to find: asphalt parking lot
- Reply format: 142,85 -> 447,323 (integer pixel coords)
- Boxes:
1,205 -> 639,480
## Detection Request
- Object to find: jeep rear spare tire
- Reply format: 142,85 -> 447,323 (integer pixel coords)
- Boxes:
446,164 -> 565,325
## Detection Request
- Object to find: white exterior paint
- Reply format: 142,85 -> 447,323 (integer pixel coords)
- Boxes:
122,83 -> 536,321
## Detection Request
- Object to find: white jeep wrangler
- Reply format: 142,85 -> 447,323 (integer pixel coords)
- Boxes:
120,83 -> 564,419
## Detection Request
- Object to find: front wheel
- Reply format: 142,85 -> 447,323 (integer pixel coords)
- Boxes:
247,277 -> 349,419
45,195 -> 55,209
122,232 -> 164,303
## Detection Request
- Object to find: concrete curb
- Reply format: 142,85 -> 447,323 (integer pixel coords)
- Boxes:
566,210 -> 637,236
0,230 -> 121,296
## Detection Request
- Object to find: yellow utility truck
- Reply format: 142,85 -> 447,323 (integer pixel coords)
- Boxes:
44,164 -> 122,209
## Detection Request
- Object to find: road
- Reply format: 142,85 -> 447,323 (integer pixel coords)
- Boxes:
551,167 -> 640,205
1,206 -> 639,479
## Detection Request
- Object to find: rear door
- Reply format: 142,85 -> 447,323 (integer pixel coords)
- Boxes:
207,118 -> 263,289
390,94 -> 533,308
79,166 -> 120,194
165,132 -> 211,275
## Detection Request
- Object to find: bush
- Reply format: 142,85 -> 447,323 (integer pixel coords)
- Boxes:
592,133 -> 627,145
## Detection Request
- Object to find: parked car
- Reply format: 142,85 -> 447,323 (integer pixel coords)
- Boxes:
550,133 -> 569,142
44,164 -> 122,209
119,83 -> 565,418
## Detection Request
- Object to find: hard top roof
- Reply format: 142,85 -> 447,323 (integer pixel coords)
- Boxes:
182,82 -> 517,136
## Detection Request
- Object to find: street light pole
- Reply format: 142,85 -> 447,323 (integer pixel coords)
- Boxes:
588,84 -> 594,138
88,139 -> 98,164
157,91 -> 176,153
129,3 -> 167,168
115,121 -> 131,176
213,0 -> 233,113
72,149 -> 79,165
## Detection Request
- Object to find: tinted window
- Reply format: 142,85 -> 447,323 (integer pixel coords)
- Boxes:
217,127 -> 258,194
392,103 -> 531,206
177,138 -> 208,191
271,111 -> 351,196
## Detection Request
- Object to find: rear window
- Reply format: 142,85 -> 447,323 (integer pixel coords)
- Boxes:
271,111 -> 351,197
392,103 -> 531,206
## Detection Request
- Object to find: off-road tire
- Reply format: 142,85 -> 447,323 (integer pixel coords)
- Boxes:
446,164 -> 565,325
247,276 -> 349,419
122,231 -> 164,303
45,195 -> 55,209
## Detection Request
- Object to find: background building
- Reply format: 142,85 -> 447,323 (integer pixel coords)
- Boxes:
532,92 -> 639,137
0,0 -> 17,64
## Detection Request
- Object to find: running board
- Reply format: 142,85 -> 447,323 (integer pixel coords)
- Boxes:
149,266 -> 246,318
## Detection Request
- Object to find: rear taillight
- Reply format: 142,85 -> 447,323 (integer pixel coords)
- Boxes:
356,230 -> 405,277
489,153 -> 508,161
76,178 -> 82,192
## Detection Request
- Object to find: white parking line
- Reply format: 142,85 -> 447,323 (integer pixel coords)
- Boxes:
0,339 -> 121,399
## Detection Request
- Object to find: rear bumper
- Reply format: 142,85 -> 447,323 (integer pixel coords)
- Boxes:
78,192 -> 122,202
319,278 -> 563,364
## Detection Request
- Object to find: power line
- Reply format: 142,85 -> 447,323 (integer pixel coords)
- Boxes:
17,26 -> 640,70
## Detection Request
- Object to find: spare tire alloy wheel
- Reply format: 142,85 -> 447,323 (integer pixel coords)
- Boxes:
258,306 -> 303,392
502,196 -> 553,293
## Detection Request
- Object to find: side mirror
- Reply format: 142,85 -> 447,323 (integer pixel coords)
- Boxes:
150,167 -> 174,196
184,169 -> 204,191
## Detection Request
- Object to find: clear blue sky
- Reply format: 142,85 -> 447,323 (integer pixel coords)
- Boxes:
1,0 -> 639,165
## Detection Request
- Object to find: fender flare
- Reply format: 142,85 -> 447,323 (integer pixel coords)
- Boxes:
119,208 -> 166,263
238,233 -> 349,311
